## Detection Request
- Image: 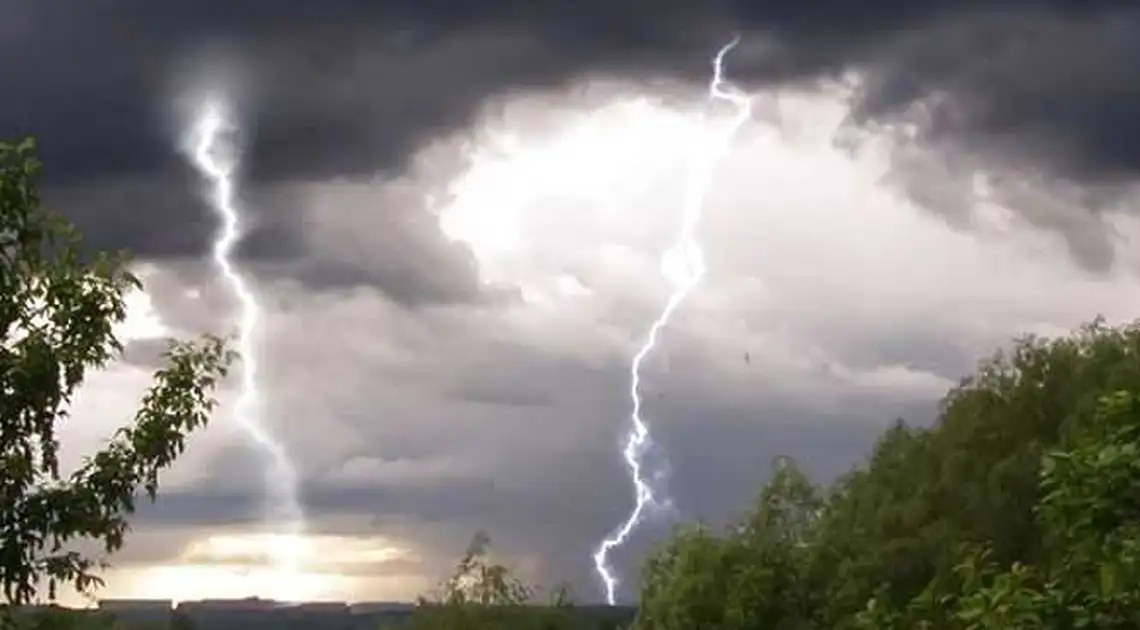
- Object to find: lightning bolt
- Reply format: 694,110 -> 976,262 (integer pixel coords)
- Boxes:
185,99 -> 308,591
592,36 -> 753,605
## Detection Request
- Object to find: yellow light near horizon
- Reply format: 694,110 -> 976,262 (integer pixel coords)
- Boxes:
130,564 -> 343,604
180,532 -> 411,569
182,532 -> 314,563
91,562 -> 432,607
108,532 -> 419,603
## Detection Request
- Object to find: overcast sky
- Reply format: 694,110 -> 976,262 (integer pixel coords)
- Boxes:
5,0 -> 1140,606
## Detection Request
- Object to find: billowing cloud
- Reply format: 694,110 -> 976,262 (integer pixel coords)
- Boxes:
9,0 -> 1140,607
2,1 -> 1138,278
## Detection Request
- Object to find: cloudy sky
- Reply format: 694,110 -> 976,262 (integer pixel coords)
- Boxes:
5,0 -> 1140,607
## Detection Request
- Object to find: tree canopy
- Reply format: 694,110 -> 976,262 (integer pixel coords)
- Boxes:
633,319 -> 1140,629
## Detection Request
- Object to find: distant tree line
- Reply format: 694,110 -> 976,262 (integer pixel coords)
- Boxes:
2,138 -> 1139,629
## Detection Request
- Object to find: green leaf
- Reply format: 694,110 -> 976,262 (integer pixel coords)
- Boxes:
0,138 -> 233,604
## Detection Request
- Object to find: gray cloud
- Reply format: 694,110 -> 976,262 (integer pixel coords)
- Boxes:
5,0 -> 1140,282
851,10 -> 1140,183
70,229 -> 1140,603
87,267 -> 926,600
17,0 -> 1140,607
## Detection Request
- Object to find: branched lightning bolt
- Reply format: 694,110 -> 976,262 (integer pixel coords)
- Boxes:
592,36 -> 753,605
185,100 -> 308,585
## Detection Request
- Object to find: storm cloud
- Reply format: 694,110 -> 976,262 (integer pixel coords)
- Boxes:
3,0 -> 1140,277
8,0 -> 1140,605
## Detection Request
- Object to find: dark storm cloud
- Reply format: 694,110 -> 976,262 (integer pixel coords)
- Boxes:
6,0 -> 1140,269
6,0 -> 1136,180
850,10 -> 1140,182
43,171 -> 302,261
44,171 -> 492,307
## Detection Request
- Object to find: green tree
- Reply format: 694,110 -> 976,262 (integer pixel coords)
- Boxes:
634,318 -> 1140,629
635,460 -> 824,630
0,138 -> 233,613
949,390 -> 1140,628
814,321 -> 1140,624
407,531 -> 583,630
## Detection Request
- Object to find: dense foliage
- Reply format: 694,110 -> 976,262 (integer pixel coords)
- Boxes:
633,320 -> 1140,629
0,138 -> 233,622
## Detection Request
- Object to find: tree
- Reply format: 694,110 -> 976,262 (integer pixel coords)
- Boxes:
407,531 -> 585,630
947,390 -> 1140,628
813,320 -> 1140,624
635,317 -> 1140,629
0,138 -> 233,610
635,460 -> 824,630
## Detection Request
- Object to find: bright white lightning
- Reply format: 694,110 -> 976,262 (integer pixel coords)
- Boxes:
185,100 -> 308,590
592,36 -> 754,605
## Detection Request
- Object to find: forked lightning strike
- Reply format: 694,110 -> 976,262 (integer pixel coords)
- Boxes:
186,100 -> 308,582
593,36 -> 754,605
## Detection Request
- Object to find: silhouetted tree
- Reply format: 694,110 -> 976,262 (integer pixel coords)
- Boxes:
407,531 -> 585,630
0,138 -> 233,618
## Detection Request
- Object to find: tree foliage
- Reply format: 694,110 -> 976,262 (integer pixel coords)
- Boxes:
407,531 -> 582,630
0,137 -> 233,613
636,462 -> 824,630
632,318 -> 1140,629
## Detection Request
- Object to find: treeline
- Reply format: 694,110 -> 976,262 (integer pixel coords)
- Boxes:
419,321 -> 1140,629
635,320 -> 1140,629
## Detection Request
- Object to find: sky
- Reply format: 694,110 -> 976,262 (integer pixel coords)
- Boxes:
4,0 -> 1140,607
